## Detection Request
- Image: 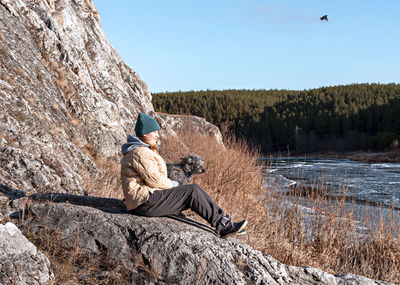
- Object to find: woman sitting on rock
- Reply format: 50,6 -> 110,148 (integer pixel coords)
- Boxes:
120,113 -> 247,238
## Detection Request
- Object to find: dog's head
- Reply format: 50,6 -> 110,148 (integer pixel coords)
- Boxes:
180,154 -> 205,176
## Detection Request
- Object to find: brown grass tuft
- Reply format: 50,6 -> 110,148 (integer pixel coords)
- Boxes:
20,223 -> 131,284
54,69 -> 68,91
70,117 -> 79,126
49,126 -> 64,136
84,158 -> 123,199
49,61 -> 58,69
40,57 -> 49,67
51,104 -> 59,111
135,252 -> 162,283
159,128 -> 268,224
7,76 -> 15,86
17,68 -> 27,79
36,72 -> 45,85
0,72 -> 7,82
0,46 -> 7,57
22,91 -> 36,104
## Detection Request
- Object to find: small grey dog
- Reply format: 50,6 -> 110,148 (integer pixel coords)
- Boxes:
167,154 -> 205,185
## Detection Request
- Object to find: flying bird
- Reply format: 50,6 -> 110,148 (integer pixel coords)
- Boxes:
320,15 -> 328,21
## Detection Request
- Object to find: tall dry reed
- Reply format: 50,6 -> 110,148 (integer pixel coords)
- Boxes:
84,157 -> 123,199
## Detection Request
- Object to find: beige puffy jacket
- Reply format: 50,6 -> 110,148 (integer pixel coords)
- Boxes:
120,146 -> 173,210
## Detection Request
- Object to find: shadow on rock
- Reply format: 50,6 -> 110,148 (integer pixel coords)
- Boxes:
2,183 -> 218,236
0,184 -> 26,200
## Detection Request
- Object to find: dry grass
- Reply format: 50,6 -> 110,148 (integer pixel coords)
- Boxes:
158,128 -> 400,284
54,69 -> 68,92
22,91 -> 36,104
36,72 -> 45,85
0,46 -> 7,58
40,57 -> 49,67
14,197 -> 152,284
48,125 -> 64,136
71,137 -> 123,199
16,67 -> 27,80
15,202 -> 131,284
135,252 -> 162,283
21,223 -> 131,284
0,31 -> 6,58
0,73 -> 7,82
7,76 -> 15,86
84,157 -> 123,199
70,117 -> 80,126
54,66 -> 75,100
50,104 -> 59,111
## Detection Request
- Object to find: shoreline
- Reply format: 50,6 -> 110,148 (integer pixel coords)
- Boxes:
314,150 -> 400,163
264,150 -> 400,163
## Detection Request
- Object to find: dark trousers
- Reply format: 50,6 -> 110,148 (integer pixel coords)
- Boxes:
130,184 -> 224,228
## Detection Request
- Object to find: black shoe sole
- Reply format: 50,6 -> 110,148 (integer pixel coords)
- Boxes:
237,229 -> 246,235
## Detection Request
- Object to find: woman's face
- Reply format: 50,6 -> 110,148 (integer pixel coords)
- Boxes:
143,130 -> 159,146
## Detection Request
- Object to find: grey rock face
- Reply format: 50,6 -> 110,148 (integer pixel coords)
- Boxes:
0,141 -> 85,194
0,222 -> 54,285
0,0 -> 153,195
16,199 -> 391,285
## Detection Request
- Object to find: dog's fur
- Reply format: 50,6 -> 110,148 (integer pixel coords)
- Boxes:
167,154 -> 205,185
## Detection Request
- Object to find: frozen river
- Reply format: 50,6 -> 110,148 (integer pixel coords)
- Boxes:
263,156 -> 400,209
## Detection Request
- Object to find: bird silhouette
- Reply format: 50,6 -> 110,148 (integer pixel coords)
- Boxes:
320,15 -> 328,21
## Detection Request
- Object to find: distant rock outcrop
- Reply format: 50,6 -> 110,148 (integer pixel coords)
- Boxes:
158,113 -> 224,145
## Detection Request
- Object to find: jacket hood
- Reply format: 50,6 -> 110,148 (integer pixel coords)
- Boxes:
121,135 -> 149,156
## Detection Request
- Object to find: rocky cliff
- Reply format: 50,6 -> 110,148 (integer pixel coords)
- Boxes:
0,0 -> 151,195
0,0 -> 394,284
0,0 -> 220,197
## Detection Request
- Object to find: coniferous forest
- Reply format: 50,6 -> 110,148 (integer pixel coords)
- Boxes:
152,83 -> 400,153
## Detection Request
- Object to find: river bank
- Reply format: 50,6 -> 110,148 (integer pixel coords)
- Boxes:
315,149 -> 400,163
265,149 -> 400,163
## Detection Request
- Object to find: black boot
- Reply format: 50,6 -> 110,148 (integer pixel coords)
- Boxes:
217,214 -> 248,238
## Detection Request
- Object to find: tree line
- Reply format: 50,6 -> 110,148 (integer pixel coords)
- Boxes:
152,83 -> 400,153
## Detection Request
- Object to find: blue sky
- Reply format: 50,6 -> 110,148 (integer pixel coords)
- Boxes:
93,0 -> 400,93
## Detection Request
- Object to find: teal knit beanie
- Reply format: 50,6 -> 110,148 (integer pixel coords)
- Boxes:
135,113 -> 160,136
